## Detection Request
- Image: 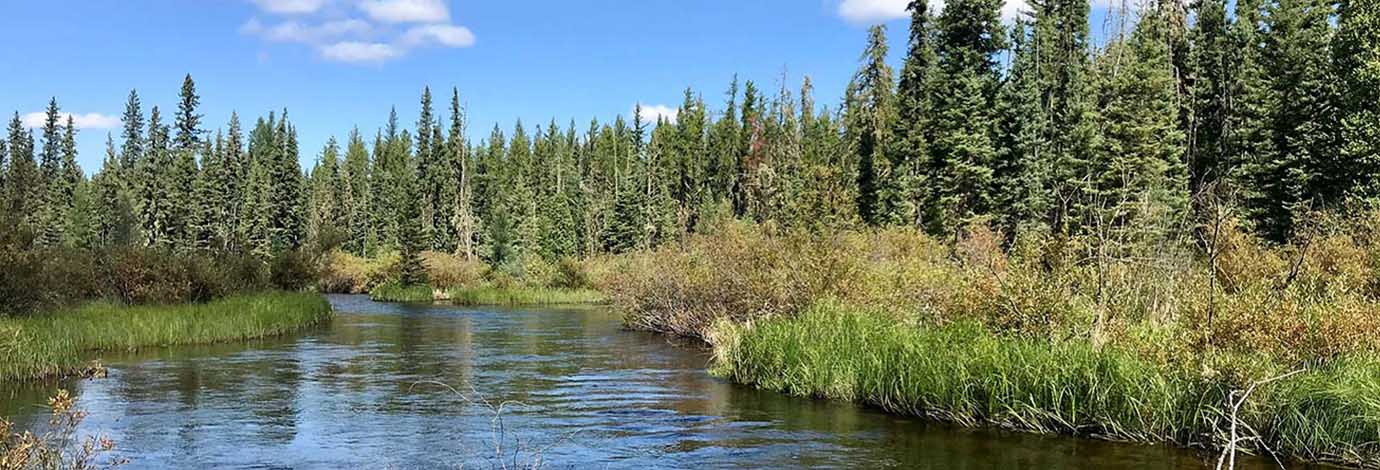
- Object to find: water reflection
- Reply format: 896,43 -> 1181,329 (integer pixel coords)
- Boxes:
0,295 -> 1316,469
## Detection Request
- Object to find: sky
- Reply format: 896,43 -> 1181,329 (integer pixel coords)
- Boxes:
0,0 -> 1120,174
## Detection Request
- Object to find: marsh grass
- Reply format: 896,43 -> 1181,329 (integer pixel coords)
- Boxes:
444,287 -> 605,306
0,292 -> 332,383
714,303 -> 1380,468
368,282 -> 605,306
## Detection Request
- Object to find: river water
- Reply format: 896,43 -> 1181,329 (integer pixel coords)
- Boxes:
1,295 -> 1308,469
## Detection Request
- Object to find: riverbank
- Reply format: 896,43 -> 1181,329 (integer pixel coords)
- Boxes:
368,282 -> 605,305
604,221 -> 1380,468
0,291 -> 332,383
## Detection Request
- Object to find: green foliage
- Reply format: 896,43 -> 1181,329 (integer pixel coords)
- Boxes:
0,292 -> 331,382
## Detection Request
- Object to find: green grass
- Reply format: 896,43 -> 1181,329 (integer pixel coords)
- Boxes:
369,282 -> 606,306
0,291 -> 332,383
712,302 -> 1380,467
368,282 -> 436,302
445,286 -> 605,306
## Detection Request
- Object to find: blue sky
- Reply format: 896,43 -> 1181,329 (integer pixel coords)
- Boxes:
0,0 -> 1118,173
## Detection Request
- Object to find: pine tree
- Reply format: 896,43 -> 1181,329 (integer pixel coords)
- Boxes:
240,116 -> 275,256
174,74 -> 203,151
191,138 -> 221,249
415,87 -> 438,247
221,113 -> 246,250
308,137 -> 345,247
269,113 -> 306,251
396,148 -> 428,286
845,25 -> 897,226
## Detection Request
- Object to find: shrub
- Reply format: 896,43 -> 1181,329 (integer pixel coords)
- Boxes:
422,251 -> 486,289
270,249 -> 318,292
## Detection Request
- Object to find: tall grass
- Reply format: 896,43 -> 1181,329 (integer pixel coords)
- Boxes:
0,292 -> 332,383
367,282 -> 605,306
444,286 -> 605,306
714,303 -> 1380,467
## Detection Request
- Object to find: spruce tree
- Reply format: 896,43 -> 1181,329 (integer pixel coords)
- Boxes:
1187,0 -> 1234,198
845,25 -> 897,226
891,0 -> 939,228
1336,0 -> 1380,199
992,20 -> 1051,234
37,99 -> 64,246
174,74 -> 203,151
926,0 -> 1005,233
1091,4 -> 1189,231
1032,0 -> 1098,232
342,127 -> 372,255
59,116 -> 83,245
5,113 -> 39,235
448,88 -> 479,259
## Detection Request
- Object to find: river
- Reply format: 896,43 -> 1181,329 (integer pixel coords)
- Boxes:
1,295 -> 1309,469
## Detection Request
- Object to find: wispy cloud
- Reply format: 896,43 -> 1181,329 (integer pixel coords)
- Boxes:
635,103 -> 679,125
249,0 -> 329,15
358,0 -> 449,23
837,0 -> 1041,23
319,41 -> 404,62
241,18 -> 373,44
400,24 -> 475,47
241,0 -> 473,64
21,112 -> 119,130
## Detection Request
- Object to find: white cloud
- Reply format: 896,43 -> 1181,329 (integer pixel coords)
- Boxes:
249,0 -> 328,14
635,104 -> 678,125
319,41 -> 404,62
401,24 -> 475,47
358,0 -> 449,23
242,17 -> 372,44
838,0 -> 910,23
838,0 -> 1038,24
21,112 -> 119,130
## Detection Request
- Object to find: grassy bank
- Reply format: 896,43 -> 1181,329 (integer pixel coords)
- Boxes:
606,220 -> 1380,467
368,282 -> 605,305
713,303 -> 1380,466
0,291 -> 332,382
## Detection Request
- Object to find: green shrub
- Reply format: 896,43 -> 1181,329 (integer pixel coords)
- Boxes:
270,249 -> 317,292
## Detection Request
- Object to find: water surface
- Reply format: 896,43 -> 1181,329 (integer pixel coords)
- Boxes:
1,295 -> 1307,469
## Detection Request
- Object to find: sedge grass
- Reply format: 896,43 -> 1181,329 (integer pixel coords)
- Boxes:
0,291 -> 332,383
712,302 -> 1380,467
369,282 -> 606,306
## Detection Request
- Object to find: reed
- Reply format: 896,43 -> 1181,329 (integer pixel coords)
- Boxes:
0,291 -> 332,383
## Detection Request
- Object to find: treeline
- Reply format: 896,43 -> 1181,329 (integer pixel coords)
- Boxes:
1,0 -> 1376,283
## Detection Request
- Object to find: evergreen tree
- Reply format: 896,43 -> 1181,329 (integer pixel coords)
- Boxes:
90,133 -> 135,246
925,0 -> 1006,233
1187,0 -> 1234,198
59,116 -> 83,245
891,0 -> 939,228
120,90 -> 145,171
992,20 -> 1051,234
1336,0 -> 1380,199
37,99 -> 65,246
174,74 -> 203,151
845,25 -> 897,225
1091,4 -> 1189,231
5,113 -> 39,235
342,127 -> 372,255
1032,0 -> 1099,232
448,88 -> 479,259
